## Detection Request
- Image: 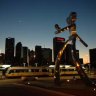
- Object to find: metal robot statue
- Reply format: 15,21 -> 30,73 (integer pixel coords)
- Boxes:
54,12 -> 96,87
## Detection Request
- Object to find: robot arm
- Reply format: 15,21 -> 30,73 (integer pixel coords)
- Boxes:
55,24 -> 70,34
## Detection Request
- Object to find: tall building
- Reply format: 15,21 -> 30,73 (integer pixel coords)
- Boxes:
53,37 -> 80,65
76,50 -> 79,59
22,46 -> 29,66
15,42 -> 22,66
5,37 -> 15,65
65,45 -> 80,65
53,37 -> 66,64
42,48 -> 52,66
79,58 -> 83,64
89,48 -> 96,68
29,50 -> 35,66
35,45 -> 43,66
0,53 -> 5,64
65,44 -> 73,65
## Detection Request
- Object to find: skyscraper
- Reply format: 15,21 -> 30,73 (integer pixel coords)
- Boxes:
29,50 -> 35,66
5,37 -> 15,65
65,45 -> 80,65
35,45 -> 43,66
0,53 -> 5,64
53,37 -> 66,64
53,37 -> 80,65
22,46 -> 29,66
65,44 -> 73,65
42,48 -> 52,66
15,42 -> 22,66
89,48 -> 96,68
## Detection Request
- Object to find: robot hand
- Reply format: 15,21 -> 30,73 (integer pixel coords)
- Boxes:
54,24 -> 61,34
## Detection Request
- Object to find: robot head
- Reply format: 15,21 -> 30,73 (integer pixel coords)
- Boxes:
70,12 -> 77,22
66,12 -> 77,25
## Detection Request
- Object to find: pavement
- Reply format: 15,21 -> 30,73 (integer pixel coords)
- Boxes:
19,77 -> 96,96
1,72 -> 96,96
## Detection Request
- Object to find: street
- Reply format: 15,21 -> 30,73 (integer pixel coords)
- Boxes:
0,78 -> 74,96
0,71 -> 96,96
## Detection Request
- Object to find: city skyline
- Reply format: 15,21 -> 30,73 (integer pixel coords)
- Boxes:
0,0 -> 96,63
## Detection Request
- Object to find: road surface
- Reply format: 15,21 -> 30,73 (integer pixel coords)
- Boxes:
0,78 -> 74,96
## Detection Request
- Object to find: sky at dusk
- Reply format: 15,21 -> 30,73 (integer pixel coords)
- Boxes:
0,0 -> 96,63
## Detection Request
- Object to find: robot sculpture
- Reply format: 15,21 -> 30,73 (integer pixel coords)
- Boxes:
54,12 -> 96,87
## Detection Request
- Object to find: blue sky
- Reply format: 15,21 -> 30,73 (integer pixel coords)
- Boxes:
0,0 -> 96,62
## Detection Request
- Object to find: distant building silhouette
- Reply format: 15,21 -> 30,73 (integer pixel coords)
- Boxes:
76,50 -> 79,59
89,48 -> 96,68
79,58 -> 83,64
65,44 -> 73,65
15,42 -> 23,66
53,37 -> 66,64
0,53 -> 5,64
65,45 -> 80,65
42,48 -> 52,66
35,45 -> 43,66
5,37 -> 15,65
53,37 -> 80,65
29,50 -> 35,66
22,46 -> 29,66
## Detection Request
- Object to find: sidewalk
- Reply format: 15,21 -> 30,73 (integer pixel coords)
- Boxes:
19,77 -> 96,96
